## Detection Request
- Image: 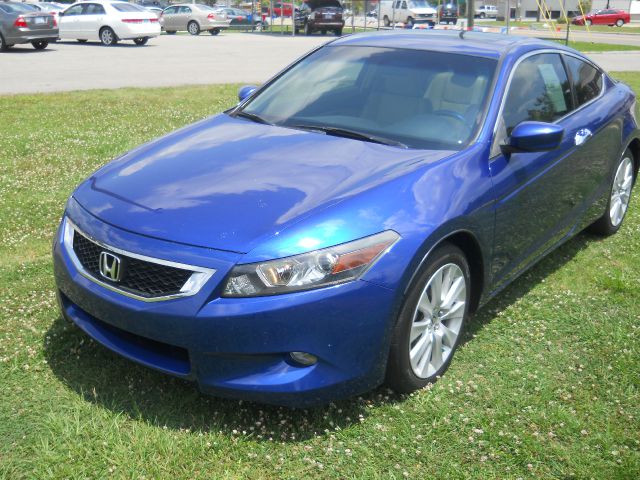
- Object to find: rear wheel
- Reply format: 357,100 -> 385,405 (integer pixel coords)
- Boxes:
335,28 -> 342,36
590,148 -> 635,236
188,21 -> 200,35
210,28 -> 221,35
133,37 -> 148,46
616,18 -> 624,27
320,29 -> 326,35
386,243 -> 471,393
100,27 -> 117,46
480,12 -> 485,18
32,40 -> 48,50
585,19 -> 592,26
406,16 -> 414,27
0,33 -> 7,52
165,30 -> 176,34
383,15 -> 390,27
304,21 -> 312,35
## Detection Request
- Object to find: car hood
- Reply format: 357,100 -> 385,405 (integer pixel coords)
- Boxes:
410,7 -> 437,14
73,114 -> 454,252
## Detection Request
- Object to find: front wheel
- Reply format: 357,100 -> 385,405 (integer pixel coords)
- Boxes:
480,12 -> 485,18
210,28 -> 221,35
585,19 -> 592,26
0,33 -> 8,52
32,40 -> 48,50
187,21 -> 200,35
589,149 -> 635,236
616,19 -> 624,27
304,22 -> 312,35
165,30 -> 176,34
334,28 -> 342,36
383,15 -> 390,27
77,39 -> 88,43
100,27 -> 117,46
386,243 -> 470,393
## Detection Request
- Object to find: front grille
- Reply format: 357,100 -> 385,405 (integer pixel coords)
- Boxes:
72,231 -> 194,298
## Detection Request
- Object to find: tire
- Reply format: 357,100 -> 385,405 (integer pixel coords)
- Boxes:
406,16 -> 414,27
383,15 -> 390,27
452,19 -> 457,25
589,148 -> 635,236
585,19 -> 592,26
304,21 -> 312,35
133,37 -> 148,46
165,30 -> 176,34
480,12 -> 485,18
616,19 -> 624,27
210,28 -> 220,35
77,39 -> 88,43
0,33 -> 7,52
188,21 -> 200,35
100,27 -> 117,46
31,40 -> 48,50
335,28 -> 342,36
386,243 -> 471,393
321,29 -> 327,35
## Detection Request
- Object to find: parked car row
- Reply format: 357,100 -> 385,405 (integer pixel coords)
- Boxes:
379,1 -> 458,27
0,0 -> 240,50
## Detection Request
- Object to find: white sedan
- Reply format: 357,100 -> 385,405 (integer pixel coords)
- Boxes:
59,0 -> 160,46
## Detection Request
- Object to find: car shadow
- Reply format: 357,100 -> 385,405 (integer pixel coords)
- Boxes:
43,229 -> 600,441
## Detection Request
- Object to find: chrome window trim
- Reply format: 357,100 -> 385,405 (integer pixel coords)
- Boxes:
491,49 -> 606,158
62,217 -> 216,303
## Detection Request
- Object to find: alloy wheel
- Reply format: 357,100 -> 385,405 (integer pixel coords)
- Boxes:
610,156 -> 634,227
101,28 -> 114,45
409,263 -> 466,378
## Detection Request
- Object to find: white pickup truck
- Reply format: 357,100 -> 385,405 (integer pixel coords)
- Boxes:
475,4 -> 498,18
380,0 -> 437,27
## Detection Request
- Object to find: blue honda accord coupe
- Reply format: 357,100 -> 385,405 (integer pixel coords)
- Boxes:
53,31 -> 638,407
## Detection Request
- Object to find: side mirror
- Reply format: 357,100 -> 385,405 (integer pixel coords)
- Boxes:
238,85 -> 257,102
58,11 -> 64,16
501,121 -> 564,155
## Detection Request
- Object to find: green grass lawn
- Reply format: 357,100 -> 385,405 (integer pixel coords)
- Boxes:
1,76 -> 639,479
546,39 -> 640,52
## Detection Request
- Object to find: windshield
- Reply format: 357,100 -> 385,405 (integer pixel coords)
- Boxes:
408,1 -> 433,8
237,46 -> 496,150
112,3 -> 147,12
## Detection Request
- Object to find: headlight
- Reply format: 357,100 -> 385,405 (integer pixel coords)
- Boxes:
222,230 -> 400,297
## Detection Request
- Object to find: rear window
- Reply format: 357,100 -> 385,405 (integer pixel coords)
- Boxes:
0,3 -> 38,13
112,3 -> 146,12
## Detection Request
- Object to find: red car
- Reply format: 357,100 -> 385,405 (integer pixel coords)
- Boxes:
266,2 -> 294,17
572,9 -> 630,27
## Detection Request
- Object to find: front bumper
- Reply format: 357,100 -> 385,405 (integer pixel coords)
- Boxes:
53,201 -> 397,407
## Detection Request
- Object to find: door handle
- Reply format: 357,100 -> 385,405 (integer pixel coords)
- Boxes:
574,128 -> 593,146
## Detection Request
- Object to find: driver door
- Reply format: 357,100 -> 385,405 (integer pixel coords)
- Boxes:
489,52 -> 582,291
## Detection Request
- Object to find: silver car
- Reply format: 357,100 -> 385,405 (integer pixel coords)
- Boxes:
160,3 -> 230,35
0,1 -> 57,51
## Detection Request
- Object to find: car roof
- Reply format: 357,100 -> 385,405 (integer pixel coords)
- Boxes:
331,30 -> 576,60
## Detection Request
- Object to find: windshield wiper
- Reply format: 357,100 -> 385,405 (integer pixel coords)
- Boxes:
292,124 -> 408,149
232,110 -> 272,125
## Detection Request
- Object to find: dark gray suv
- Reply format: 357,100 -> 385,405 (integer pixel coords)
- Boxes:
0,1 -> 58,51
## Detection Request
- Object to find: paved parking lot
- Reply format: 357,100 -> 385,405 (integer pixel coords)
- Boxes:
0,33 -> 328,95
1,31 -> 639,95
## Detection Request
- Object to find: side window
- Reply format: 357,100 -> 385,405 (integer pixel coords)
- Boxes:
65,5 -> 83,16
84,4 -> 105,15
163,6 -> 176,14
564,55 -> 603,106
502,53 -> 572,136
179,6 -> 191,14
401,1 -> 407,8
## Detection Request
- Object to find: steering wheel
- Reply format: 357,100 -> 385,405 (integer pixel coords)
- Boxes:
433,109 -> 467,124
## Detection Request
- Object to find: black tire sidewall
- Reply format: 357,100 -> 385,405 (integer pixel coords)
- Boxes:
386,243 -> 471,393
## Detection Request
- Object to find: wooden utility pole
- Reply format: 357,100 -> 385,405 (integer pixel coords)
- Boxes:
467,0 -> 474,29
